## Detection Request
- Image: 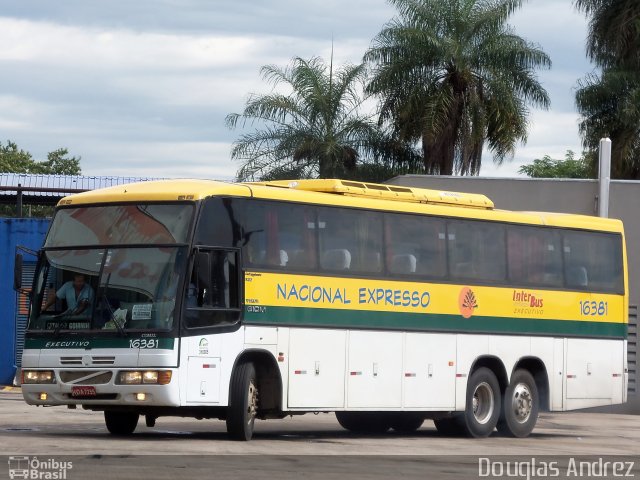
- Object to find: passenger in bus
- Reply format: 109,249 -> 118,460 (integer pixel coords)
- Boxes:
43,273 -> 94,317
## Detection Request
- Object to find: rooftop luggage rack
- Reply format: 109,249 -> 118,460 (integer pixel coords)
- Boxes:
249,179 -> 494,209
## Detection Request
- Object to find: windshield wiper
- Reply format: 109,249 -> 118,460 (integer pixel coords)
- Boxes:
102,294 -> 127,337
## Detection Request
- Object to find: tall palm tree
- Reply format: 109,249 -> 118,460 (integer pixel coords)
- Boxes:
576,70 -> 640,178
365,0 -> 551,175
574,0 -> 640,178
226,57 -> 395,181
574,0 -> 640,69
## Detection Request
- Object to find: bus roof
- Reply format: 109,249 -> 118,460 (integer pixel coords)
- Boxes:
57,178 -> 624,233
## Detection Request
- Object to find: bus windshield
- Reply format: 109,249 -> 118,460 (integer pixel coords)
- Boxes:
28,246 -> 189,332
45,203 -> 193,247
28,203 -> 194,333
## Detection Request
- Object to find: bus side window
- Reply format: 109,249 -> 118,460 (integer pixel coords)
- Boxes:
448,220 -> 506,283
185,249 -> 240,328
243,201 -> 317,271
384,213 -> 446,277
507,226 -> 563,287
318,207 -> 382,274
563,230 -> 623,293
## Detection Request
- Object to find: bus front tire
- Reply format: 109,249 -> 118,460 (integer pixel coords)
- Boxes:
335,412 -> 391,434
461,367 -> 501,438
497,369 -> 539,438
226,361 -> 259,441
104,411 -> 139,435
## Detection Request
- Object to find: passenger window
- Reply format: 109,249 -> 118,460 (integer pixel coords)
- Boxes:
508,226 -> 562,287
318,208 -> 382,274
243,201 -> 317,270
184,249 -> 240,328
563,231 -> 623,293
448,220 -> 506,283
385,214 -> 446,277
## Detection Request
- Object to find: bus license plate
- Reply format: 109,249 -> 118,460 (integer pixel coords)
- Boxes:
71,386 -> 96,397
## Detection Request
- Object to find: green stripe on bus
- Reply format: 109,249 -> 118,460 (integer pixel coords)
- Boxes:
24,337 -> 175,350
244,306 -> 627,338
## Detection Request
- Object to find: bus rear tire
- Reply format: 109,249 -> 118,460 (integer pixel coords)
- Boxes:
335,412 -> 391,434
461,367 -> 501,438
104,411 -> 138,435
226,361 -> 259,441
497,369 -> 539,438
389,413 -> 424,433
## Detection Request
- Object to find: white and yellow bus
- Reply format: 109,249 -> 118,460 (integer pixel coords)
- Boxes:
17,179 -> 628,440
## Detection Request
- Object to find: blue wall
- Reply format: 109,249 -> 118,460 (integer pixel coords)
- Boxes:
0,218 -> 49,385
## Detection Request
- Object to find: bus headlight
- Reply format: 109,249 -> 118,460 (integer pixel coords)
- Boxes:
117,370 -> 171,385
119,371 -> 142,384
22,370 -> 56,384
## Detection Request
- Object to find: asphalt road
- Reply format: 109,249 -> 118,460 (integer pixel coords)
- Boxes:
1,389 -> 639,479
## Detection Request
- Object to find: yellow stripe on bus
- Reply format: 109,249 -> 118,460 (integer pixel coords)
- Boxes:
244,271 -> 626,325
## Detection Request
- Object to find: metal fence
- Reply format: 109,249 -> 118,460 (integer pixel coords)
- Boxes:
14,261 -> 36,369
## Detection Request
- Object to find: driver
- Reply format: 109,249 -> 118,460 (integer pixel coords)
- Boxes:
43,273 -> 94,316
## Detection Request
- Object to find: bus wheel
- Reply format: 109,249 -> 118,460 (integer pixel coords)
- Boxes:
497,369 -> 539,438
226,361 -> 259,441
462,367 -> 501,438
335,412 -> 391,434
104,411 -> 139,435
389,413 -> 424,433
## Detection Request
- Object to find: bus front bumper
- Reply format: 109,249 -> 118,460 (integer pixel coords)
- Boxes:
21,369 -> 181,407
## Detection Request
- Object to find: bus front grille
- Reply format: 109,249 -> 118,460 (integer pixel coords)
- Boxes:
91,356 -> 115,365
59,356 -> 83,366
59,371 -> 113,384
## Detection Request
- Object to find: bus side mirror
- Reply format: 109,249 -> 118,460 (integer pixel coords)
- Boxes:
14,253 -> 23,291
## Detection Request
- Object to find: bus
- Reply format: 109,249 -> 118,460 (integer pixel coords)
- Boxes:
16,179 -> 628,441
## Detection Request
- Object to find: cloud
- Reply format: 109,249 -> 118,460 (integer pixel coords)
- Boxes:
0,0 -> 593,179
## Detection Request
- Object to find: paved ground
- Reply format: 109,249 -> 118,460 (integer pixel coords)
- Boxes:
1,389 -> 639,478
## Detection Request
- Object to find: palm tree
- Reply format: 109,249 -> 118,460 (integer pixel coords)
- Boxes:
364,0 -> 551,175
574,0 -> 640,178
576,70 -> 640,178
574,0 -> 640,69
226,56 -> 397,181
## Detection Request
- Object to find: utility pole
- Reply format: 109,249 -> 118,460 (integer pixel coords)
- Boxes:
16,183 -> 23,218
598,138 -> 611,218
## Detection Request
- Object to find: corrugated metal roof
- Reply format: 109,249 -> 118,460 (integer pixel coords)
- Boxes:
0,173 -> 164,197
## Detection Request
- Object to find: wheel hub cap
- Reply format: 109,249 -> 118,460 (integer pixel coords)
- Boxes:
512,383 -> 532,423
247,379 -> 258,425
472,382 -> 494,425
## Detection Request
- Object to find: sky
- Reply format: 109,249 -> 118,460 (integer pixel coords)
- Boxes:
0,0 -> 595,179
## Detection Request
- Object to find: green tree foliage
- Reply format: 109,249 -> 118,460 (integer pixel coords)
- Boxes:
574,0 -> 640,179
227,57 -> 413,181
518,150 -> 595,179
574,0 -> 640,69
0,141 -> 81,175
364,0 -> 551,176
576,70 -> 640,178
0,140 -> 82,217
